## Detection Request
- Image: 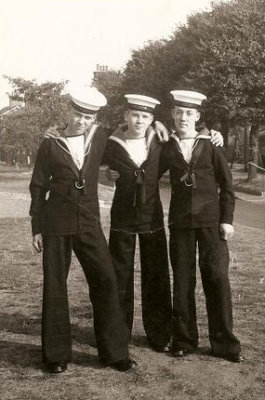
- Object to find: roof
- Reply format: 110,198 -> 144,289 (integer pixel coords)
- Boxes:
0,106 -> 10,115
0,104 -> 25,117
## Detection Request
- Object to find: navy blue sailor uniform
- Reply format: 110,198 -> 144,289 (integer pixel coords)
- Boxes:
29,124 -> 129,365
159,132 -> 241,356
103,126 -> 172,347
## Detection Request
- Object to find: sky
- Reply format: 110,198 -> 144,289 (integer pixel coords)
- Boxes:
0,0 -> 215,109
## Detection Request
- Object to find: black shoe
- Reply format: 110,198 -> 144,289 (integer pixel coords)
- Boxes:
149,342 -> 171,353
225,352 -> 245,363
172,349 -> 189,358
212,351 -> 245,363
110,358 -> 137,372
47,361 -> 68,374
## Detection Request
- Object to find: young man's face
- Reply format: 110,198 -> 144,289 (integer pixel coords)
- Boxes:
171,106 -> 200,135
125,110 -> 154,137
66,108 -> 96,136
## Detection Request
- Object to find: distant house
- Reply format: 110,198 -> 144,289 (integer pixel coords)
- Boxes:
0,106 -> 10,115
93,64 -> 109,82
0,98 -> 26,166
0,98 -> 25,117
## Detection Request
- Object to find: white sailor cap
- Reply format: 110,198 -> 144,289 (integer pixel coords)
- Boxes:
69,83 -> 107,114
170,90 -> 206,109
125,94 -> 160,114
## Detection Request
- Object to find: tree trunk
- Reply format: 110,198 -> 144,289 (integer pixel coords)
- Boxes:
248,122 -> 260,181
220,119 -> 230,150
243,125 -> 250,172
230,126 -> 240,169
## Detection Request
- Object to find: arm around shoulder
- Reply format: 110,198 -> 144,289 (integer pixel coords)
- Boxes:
158,142 -> 170,178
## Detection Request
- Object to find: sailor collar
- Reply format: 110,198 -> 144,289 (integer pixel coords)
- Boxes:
109,126 -> 156,154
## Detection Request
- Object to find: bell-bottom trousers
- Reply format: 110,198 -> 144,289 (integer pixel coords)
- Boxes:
42,222 -> 129,365
109,227 -> 172,346
169,226 -> 241,355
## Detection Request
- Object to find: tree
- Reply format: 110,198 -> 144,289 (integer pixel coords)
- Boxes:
179,0 -> 265,170
92,69 -> 125,130
1,77 -> 68,161
121,38 -> 189,126
90,0 -> 265,177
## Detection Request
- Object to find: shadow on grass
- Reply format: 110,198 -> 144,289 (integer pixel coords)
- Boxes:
71,350 -> 101,369
131,334 -> 148,348
131,334 -> 212,355
0,340 -> 41,369
0,340 -> 102,371
0,312 -> 41,336
0,312 -> 97,347
71,324 -> 97,348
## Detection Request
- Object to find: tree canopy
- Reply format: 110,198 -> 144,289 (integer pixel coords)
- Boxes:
2,0 -> 265,170
1,77 -> 68,160
95,0 -> 265,136
92,69 -> 125,129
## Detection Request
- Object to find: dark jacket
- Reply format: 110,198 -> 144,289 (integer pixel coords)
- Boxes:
29,125 -> 107,235
103,127 -> 164,232
159,133 -> 235,228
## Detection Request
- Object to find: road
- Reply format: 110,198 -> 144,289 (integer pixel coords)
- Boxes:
158,184 -> 265,231
99,169 -> 265,230
234,196 -> 265,230
0,172 -> 264,231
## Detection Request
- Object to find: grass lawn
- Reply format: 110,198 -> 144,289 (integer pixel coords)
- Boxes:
0,171 -> 264,400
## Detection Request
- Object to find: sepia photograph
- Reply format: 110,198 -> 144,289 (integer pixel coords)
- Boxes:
0,0 -> 264,399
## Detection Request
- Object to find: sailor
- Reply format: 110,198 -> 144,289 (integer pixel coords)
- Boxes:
29,83 -> 135,373
103,94 -> 172,352
159,90 -> 244,362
